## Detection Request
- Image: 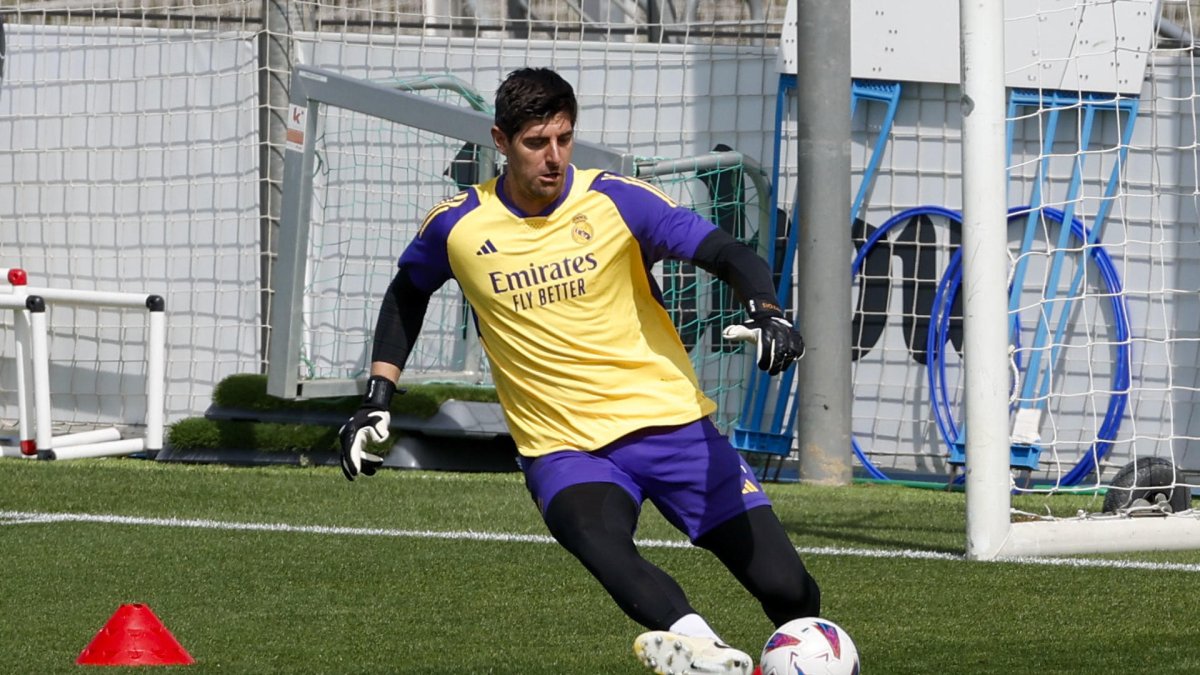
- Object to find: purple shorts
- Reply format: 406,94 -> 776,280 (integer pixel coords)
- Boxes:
518,417 -> 772,541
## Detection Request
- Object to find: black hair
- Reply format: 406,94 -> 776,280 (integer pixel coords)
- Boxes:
493,68 -> 578,139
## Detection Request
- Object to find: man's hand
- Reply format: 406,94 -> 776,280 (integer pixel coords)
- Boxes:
338,375 -> 398,481
722,310 -> 805,376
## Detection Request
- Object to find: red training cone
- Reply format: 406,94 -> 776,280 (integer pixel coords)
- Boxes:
76,603 -> 195,666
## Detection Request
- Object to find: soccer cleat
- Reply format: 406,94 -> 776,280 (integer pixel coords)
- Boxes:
633,631 -> 754,675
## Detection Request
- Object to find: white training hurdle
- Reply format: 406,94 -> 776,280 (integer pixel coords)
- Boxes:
0,268 -> 166,461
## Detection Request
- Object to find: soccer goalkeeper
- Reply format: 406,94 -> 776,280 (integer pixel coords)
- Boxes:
340,67 -> 820,675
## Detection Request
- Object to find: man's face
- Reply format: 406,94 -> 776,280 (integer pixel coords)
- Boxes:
492,111 -> 574,214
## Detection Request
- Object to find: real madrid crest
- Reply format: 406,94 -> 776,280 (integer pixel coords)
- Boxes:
570,214 -> 593,245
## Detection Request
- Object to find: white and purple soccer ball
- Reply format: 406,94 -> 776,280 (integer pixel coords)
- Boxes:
759,617 -> 860,675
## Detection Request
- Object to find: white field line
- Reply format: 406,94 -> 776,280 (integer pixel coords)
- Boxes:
3,509 -> 1200,573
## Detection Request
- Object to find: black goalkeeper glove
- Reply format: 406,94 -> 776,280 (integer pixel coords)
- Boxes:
338,375 -> 400,481
722,305 -> 805,376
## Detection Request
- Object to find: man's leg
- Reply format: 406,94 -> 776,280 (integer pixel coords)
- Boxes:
694,505 -> 821,626
544,483 -> 754,675
543,481 -> 695,629
525,440 -> 754,674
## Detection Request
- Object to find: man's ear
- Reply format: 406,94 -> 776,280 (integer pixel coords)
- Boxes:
491,126 -> 509,156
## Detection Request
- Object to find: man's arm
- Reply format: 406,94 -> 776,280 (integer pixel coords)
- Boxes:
690,227 -> 781,315
690,228 -> 804,375
369,267 -> 432,381
339,267 -> 432,480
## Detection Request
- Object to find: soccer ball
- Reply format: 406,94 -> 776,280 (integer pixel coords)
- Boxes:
759,617 -> 860,675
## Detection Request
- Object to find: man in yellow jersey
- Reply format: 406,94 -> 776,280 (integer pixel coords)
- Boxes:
340,68 -> 819,675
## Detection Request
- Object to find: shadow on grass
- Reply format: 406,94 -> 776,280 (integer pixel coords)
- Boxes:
775,511 -> 965,556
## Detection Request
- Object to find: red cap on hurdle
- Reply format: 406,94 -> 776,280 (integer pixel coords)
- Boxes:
76,603 -> 195,666
7,268 -> 26,286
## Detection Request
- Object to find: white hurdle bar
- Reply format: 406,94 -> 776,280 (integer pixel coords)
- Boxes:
1,268 -> 167,461
0,289 -> 48,457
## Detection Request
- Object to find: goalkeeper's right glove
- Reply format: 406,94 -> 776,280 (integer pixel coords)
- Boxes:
338,375 -> 399,481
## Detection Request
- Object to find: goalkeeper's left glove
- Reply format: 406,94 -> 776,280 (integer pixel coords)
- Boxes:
722,302 -> 805,376
338,375 -> 399,481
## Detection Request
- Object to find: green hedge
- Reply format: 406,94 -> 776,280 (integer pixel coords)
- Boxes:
168,417 -> 342,453
167,374 -> 500,453
212,373 -> 498,419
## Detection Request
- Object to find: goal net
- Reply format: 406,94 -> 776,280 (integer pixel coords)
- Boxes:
811,0 -> 1200,556
0,8 -> 261,446
280,73 -> 497,390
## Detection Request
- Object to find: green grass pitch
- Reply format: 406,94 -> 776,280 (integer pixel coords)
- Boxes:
2,459 -> 1199,673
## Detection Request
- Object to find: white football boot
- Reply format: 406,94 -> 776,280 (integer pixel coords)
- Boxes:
633,631 -> 754,675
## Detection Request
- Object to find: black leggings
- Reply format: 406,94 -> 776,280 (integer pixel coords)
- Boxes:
542,481 -> 820,630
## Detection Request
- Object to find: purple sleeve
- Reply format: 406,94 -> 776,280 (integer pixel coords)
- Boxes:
589,173 -> 717,263
397,190 -> 480,293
